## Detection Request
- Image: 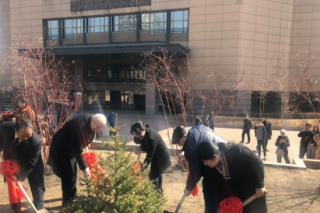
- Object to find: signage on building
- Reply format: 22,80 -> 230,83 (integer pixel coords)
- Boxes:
71,0 -> 152,12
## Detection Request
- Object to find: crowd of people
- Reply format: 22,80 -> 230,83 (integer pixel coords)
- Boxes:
1,99 -> 320,213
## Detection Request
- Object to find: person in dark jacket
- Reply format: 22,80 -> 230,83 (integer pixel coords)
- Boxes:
48,113 -> 107,206
255,119 -> 268,160
262,118 -> 272,151
12,119 -> 45,211
240,115 -> 252,144
172,124 -> 226,213
298,123 -> 314,159
209,113 -> 215,131
0,122 -> 23,213
275,129 -> 291,164
107,111 -> 117,136
203,114 -> 210,127
197,141 -> 267,213
131,121 -> 171,193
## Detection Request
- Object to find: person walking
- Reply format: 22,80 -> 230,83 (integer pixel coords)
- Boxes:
298,123 -> 314,159
107,111 -> 117,136
240,115 -> 252,144
131,121 -> 171,193
275,129 -> 291,164
255,119 -> 267,161
262,118 -> 272,151
48,113 -> 106,206
209,113 -> 215,131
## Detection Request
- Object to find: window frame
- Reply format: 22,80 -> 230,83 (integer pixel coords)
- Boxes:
47,20 -> 59,40
88,16 -> 109,33
170,10 -> 189,34
63,18 -> 83,39
113,14 -> 137,32
141,12 -> 167,35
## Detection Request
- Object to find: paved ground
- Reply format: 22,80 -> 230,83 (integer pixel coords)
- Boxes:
97,111 -> 303,164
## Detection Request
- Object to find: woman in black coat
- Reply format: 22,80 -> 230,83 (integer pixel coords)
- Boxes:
197,141 -> 267,213
131,121 -> 171,192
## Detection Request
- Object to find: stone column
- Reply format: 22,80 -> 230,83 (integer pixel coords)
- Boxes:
145,83 -> 156,115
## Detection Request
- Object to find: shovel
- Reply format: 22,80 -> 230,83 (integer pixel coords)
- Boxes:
173,193 -> 187,213
16,181 -> 52,213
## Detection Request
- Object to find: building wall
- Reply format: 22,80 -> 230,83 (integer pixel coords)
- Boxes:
0,0 -> 11,60
3,0 -> 320,115
290,0 -> 320,78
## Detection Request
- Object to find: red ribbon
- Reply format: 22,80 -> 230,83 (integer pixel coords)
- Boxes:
83,152 -> 104,181
0,160 -> 25,204
133,162 -> 142,181
219,196 -> 243,213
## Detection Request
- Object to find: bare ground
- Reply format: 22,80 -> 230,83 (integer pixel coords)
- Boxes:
1,153 -> 320,213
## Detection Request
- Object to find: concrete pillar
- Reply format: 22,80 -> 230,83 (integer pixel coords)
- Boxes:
145,83 -> 156,115
74,59 -> 84,111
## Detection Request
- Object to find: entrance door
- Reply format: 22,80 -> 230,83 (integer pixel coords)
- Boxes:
110,91 -> 121,109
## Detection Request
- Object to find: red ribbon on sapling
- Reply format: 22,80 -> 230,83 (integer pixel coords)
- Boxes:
219,196 -> 243,213
0,160 -> 25,204
83,152 -> 104,181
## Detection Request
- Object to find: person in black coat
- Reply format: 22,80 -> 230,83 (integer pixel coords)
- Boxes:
0,122 -> 23,213
298,123 -> 315,159
197,141 -> 267,213
12,119 -> 45,211
172,124 -> 226,213
131,121 -> 171,193
240,115 -> 252,144
48,113 -> 107,206
262,118 -> 272,151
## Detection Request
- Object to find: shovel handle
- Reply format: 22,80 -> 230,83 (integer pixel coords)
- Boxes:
242,194 -> 257,207
243,188 -> 267,207
174,194 -> 187,213
17,182 -> 39,213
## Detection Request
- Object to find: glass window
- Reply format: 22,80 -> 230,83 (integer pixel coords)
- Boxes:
88,16 -> 109,33
113,15 -> 137,31
171,10 -> 189,34
47,20 -> 59,40
141,12 -> 167,34
64,18 -> 83,39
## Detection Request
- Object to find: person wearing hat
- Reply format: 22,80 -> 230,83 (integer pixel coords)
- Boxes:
131,121 -> 171,193
172,124 -> 226,213
298,123 -> 315,159
275,129 -> 291,164
197,141 -> 267,213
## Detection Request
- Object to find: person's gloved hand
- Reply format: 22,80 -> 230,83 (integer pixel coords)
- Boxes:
184,188 -> 191,197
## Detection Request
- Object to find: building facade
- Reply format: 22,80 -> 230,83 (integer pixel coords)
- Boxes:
1,0 -> 320,116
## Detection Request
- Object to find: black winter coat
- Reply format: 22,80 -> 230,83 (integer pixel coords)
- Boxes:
137,128 -> 171,179
298,130 -> 314,147
49,114 -> 95,170
207,143 -> 267,213
0,122 -> 16,160
243,119 -> 252,131
262,121 -> 272,140
12,132 -> 44,182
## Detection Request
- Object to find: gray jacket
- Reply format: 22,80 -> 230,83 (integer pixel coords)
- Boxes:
255,124 -> 267,141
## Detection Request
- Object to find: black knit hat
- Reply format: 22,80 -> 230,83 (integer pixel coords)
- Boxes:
172,126 -> 187,144
197,141 -> 220,161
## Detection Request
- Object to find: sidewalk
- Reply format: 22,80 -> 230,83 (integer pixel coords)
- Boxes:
95,113 -> 303,164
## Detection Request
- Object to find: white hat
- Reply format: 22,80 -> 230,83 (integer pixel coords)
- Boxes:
280,129 -> 286,133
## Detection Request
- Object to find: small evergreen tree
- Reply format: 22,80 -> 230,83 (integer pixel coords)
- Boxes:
67,117 -> 166,213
